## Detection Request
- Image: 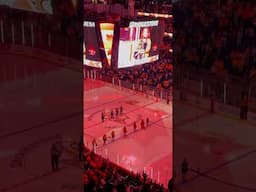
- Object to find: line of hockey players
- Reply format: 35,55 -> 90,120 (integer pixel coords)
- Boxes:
92,117 -> 150,149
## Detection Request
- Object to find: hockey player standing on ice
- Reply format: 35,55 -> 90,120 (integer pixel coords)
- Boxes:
133,121 -> 137,131
111,130 -> 115,140
115,107 -> 119,116
146,117 -> 149,126
141,119 -> 145,129
120,105 -> 123,114
103,134 -> 107,145
123,126 -> 127,136
101,112 -> 105,122
111,109 -> 114,119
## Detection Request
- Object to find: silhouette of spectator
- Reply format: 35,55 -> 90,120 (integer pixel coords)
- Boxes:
181,158 -> 189,182
51,143 -> 61,171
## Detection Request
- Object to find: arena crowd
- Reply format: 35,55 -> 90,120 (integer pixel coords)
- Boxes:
174,0 -> 255,78
99,58 -> 172,90
83,147 -> 172,192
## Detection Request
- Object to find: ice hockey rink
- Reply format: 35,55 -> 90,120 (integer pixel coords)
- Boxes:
84,79 -> 173,187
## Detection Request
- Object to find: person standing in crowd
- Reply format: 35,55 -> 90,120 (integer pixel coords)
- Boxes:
167,97 -> 170,104
240,94 -> 248,120
83,173 -> 89,191
78,136 -> 84,161
146,117 -> 149,126
142,171 -> 147,182
168,178 -> 173,192
181,158 -> 189,182
51,143 -> 61,171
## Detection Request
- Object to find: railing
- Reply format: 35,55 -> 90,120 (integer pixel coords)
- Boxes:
0,9 -> 82,86
84,68 -> 172,102
84,142 -> 170,189
85,147 -> 168,192
85,145 -> 169,187
0,9 -> 81,61
174,64 -> 256,113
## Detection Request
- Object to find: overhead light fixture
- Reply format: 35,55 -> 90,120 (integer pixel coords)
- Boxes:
137,12 -> 172,18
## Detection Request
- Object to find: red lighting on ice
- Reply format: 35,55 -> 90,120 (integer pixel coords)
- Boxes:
122,155 -> 137,165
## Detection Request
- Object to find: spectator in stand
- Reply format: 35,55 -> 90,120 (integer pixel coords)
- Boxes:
181,158 -> 189,183
91,57 -> 172,93
51,143 -> 61,171
79,136 -> 84,161
168,178 -> 173,192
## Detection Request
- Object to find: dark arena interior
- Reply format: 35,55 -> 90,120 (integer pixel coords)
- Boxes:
0,0 -> 255,192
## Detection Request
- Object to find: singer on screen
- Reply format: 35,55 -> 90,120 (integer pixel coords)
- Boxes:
134,27 -> 152,60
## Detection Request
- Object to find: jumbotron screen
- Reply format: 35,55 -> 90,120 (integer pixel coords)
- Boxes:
84,21 -> 102,68
0,0 -> 53,14
118,20 -> 160,68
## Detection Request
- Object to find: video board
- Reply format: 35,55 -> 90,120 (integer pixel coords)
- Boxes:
117,20 -> 160,68
84,21 -> 102,68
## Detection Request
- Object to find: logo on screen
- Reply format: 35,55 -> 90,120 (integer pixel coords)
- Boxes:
100,23 -> 114,66
88,48 -> 96,56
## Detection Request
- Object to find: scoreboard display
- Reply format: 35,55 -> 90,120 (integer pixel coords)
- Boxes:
84,21 -> 102,68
